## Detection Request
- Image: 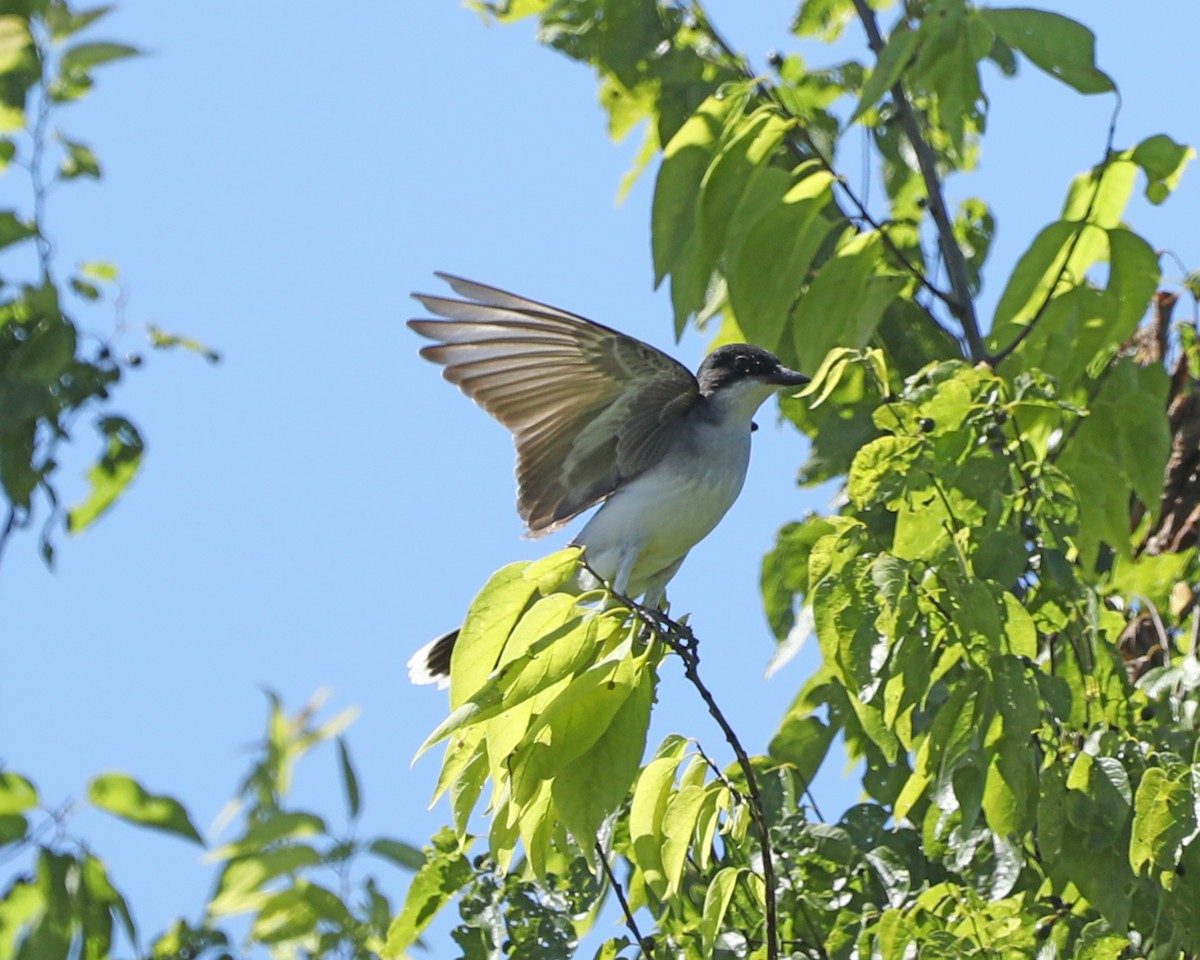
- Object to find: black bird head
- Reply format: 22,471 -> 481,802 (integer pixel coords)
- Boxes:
696,344 -> 809,397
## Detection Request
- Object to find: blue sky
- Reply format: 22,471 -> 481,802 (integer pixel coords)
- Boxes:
4,1 -> 1199,955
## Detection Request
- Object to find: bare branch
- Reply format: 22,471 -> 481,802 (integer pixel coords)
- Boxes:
596,841 -> 655,956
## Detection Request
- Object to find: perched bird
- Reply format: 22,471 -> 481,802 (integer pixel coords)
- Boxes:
407,273 -> 808,685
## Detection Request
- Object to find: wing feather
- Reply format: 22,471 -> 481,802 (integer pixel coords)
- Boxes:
409,276 -> 699,534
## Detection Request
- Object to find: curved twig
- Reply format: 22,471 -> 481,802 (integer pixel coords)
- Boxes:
596,841 -> 655,956
991,95 -> 1123,365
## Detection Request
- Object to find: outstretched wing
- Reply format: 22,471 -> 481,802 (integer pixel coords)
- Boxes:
409,273 -> 700,536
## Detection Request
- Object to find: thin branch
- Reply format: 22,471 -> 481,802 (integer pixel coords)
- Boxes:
689,2 -> 961,350
612,591 -> 829,960
850,0 -> 986,361
992,97 -> 1123,366
28,23 -> 54,281
596,841 -> 655,956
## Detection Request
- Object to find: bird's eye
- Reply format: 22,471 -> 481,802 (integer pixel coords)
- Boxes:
734,356 -> 753,374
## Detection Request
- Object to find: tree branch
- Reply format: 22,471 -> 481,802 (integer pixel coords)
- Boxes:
596,841 -> 655,956
850,0 -> 986,361
689,2 -> 961,351
615,594 -> 830,960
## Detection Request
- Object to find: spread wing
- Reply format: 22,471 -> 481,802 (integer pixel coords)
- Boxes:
409,273 -> 700,536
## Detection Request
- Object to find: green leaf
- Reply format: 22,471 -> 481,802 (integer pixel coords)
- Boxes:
45,4 -> 115,42
369,838 -> 426,871
147,325 -> 221,363
0,211 -> 35,250
552,666 -> 653,851
987,220 -> 1082,349
88,773 -> 203,845
0,16 -> 32,74
1130,765 -> 1195,884
848,435 -> 922,509
0,773 -> 37,814
700,866 -> 743,954
81,260 -> 119,282
384,827 -> 473,954
1131,133 -> 1194,204
761,514 -> 837,640
209,845 -> 324,916
0,878 -> 42,958
727,167 -> 837,355
865,846 -> 911,908
851,26 -> 919,123
0,815 -> 27,844
336,737 -> 361,820
449,561 -> 540,707
59,138 -> 100,179
82,853 -> 138,954
60,41 -> 140,74
979,8 -> 1114,94
910,0 -> 987,155
205,811 -> 326,861
522,546 -> 582,593
791,232 -> 905,371
251,880 -> 352,944
696,109 -> 790,268
1105,226 -> 1160,342
651,94 -> 737,285
628,739 -> 688,895
507,637 -> 641,805
660,783 -> 707,897
769,713 -> 833,788
592,936 -> 632,960
792,0 -> 856,41
438,731 -> 487,832
68,416 -> 144,532
416,597 -> 601,757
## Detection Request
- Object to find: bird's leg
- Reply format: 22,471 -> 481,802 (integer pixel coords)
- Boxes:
640,554 -> 687,610
610,541 -> 643,598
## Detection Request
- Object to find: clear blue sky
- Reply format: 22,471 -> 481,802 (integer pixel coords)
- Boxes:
4,1 -> 1198,955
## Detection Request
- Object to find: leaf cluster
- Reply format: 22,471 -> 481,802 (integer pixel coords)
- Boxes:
405,1 -> 1200,958
0,692 -> 426,960
0,0 -> 216,568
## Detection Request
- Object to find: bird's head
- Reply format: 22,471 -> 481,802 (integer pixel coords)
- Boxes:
695,344 -> 810,423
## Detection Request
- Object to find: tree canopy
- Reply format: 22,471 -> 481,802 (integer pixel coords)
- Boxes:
393,1 -> 1200,958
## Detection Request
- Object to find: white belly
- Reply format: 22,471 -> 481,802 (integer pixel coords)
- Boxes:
573,423 -> 751,598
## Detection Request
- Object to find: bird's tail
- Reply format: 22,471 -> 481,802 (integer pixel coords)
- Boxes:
407,628 -> 459,688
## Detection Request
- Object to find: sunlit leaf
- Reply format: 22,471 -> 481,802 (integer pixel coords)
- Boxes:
384,827 -> 473,955
67,416 -> 144,532
88,773 -> 203,845
60,41 -> 139,74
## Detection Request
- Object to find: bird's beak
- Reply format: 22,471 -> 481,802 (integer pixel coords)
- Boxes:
766,366 -> 809,388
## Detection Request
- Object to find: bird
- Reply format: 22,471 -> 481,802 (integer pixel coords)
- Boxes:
406,273 -> 809,686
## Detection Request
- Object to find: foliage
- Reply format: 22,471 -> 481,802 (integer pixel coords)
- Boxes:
404,1 -> 1200,959
0,692 -> 425,960
0,0 -> 215,570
